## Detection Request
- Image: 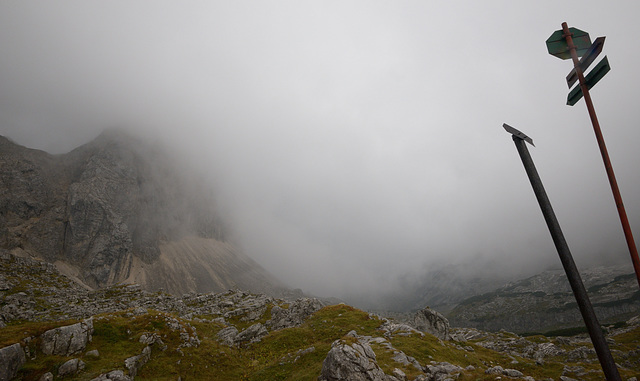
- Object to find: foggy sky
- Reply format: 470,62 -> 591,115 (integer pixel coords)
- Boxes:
2,1 -> 640,301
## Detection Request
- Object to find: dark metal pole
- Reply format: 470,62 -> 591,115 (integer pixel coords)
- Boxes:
510,133 -> 621,381
561,22 -> 640,289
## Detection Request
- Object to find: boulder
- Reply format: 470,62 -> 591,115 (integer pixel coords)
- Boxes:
424,362 -> 464,380
41,318 -> 94,356
235,323 -> 268,345
485,365 -> 523,378
411,307 -> 450,341
85,349 -> 100,358
0,343 -> 26,381
89,370 -> 132,381
216,326 -> 239,346
124,346 -> 151,378
58,358 -> 85,377
318,338 -> 392,381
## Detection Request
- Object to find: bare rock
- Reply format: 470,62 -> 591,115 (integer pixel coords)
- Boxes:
411,307 -> 450,341
85,349 -> 100,358
485,365 -> 523,378
58,358 -> 85,377
267,298 -> 324,330
90,370 -> 132,381
41,318 -> 94,356
125,345 -> 151,378
0,343 -> 26,381
318,338 -> 391,381
216,326 -> 239,346
235,323 -> 268,345
425,362 -> 464,380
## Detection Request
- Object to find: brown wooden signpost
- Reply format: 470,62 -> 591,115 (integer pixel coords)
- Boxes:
547,22 -> 640,290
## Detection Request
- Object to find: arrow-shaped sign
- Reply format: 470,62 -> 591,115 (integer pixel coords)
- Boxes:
503,123 -> 534,146
566,36 -> 606,88
567,56 -> 611,106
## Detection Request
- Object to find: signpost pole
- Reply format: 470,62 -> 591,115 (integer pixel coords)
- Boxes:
560,22 -> 640,289
505,124 -> 621,381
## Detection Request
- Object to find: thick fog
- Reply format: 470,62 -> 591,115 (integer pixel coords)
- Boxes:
2,1 -> 640,303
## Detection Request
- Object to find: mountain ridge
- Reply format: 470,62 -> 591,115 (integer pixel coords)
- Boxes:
0,130 -> 285,296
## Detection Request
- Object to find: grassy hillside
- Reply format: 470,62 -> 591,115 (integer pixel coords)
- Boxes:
3,302 -> 639,380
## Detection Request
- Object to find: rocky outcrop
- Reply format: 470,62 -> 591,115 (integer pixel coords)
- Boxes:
235,323 -> 268,345
40,318 -> 94,356
318,335 -> 391,381
267,298 -> 324,330
58,358 -> 86,377
0,343 -> 26,381
317,329 -> 472,381
216,326 -> 239,346
0,131 -> 286,297
124,346 -> 151,378
89,370 -> 131,381
411,307 -> 450,341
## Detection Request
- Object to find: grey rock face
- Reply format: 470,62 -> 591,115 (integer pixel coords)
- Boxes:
267,298 -> 324,330
318,338 -> 389,381
40,318 -> 94,356
411,307 -> 451,341
448,266 -> 640,333
235,323 -> 268,345
38,372 -> 54,381
125,346 -> 151,378
0,343 -> 26,381
1,132 -> 288,297
424,362 -> 464,380
58,358 -> 85,377
216,326 -> 239,347
90,370 -> 132,381
485,365 -> 523,378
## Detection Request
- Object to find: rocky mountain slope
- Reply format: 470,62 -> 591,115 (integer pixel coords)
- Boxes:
0,131 -> 285,296
1,251 -> 639,380
447,266 -> 640,334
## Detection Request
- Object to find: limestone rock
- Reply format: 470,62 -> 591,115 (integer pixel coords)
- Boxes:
485,365 -> 523,378
216,326 -> 239,346
448,266 -> 640,333
267,298 -> 324,330
424,362 -> 464,380
411,307 -> 450,341
85,349 -> 100,358
0,343 -> 26,381
0,132 -> 288,298
318,334 -> 402,381
235,323 -> 268,345
58,358 -> 85,377
125,345 -> 151,378
40,318 -> 94,356
318,339 -> 386,381
89,370 -> 132,381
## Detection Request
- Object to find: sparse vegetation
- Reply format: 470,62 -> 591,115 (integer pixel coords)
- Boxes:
2,253 -> 639,380
3,299 -> 638,380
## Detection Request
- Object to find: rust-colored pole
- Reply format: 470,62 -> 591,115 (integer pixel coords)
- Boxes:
562,22 -> 640,289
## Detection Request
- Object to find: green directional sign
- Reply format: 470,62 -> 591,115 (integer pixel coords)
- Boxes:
566,36 -> 606,87
567,56 -> 611,106
546,27 -> 591,60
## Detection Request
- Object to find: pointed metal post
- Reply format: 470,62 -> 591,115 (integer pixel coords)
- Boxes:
504,123 -> 621,381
